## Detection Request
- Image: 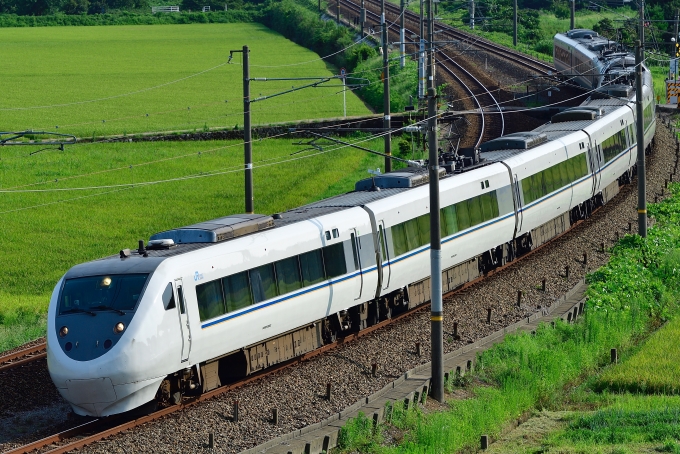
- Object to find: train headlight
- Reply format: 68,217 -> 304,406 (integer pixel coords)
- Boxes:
114,322 -> 125,334
59,326 -> 68,337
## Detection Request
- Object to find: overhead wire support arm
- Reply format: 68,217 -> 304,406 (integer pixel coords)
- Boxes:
248,77 -> 369,103
289,131 -> 424,167
1,130 -> 77,154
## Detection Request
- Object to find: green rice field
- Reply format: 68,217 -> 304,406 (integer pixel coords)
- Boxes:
0,23 -> 371,138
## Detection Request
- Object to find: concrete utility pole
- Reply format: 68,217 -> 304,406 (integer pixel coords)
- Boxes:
418,0 -> 424,94
230,46 -> 254,214
674,9 -> 679,79
382,0 -> 392,172
336,0 -> 340,24
513,0 -> 517,46
570,0 -> 575,30
361,0 -> 366,37
470,0 -> 474,30
426,0 -> 443,403
400,0 -> 406,68
636,0 -> 646,238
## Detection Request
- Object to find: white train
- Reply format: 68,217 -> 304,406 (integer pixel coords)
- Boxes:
47,42 -> 656,418
554,28 -> 636,91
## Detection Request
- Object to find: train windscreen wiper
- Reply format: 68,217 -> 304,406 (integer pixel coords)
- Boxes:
61,308 -> 97,316
91,305 -> 126,316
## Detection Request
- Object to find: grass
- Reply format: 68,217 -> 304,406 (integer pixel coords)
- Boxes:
0,23 -> 371,138
0,136 -> 385,352
336,183 -> 680,453
595,307 -> 680,395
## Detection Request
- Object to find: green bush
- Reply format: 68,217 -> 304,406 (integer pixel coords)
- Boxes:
259,0 -> 375,73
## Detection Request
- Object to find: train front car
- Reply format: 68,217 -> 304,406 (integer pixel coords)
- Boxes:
47,255 -> 178,417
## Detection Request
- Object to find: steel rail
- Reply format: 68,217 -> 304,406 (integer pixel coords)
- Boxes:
340,0 -> 502,145
0,342 -> 47,373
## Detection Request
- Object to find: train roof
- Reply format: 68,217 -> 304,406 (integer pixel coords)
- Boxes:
64,89 -> 641,277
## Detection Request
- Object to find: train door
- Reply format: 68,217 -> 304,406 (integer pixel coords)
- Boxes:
586,142 -> 601,196
350,230 -> 363,300
513,175 -> 524,232
174,278 -> 192,362
378,221 -> 391,290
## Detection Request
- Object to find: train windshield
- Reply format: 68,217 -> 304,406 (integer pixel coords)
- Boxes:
59,274 -> 149,315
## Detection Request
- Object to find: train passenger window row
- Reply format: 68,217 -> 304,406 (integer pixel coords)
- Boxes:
195,240 -> 356,322
643,102 -> 654,132
521,154 -> 588,205
601,129 -> 627,163
390,191 -> 500,257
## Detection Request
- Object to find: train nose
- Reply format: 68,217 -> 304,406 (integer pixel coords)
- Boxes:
61,377 -> 117,416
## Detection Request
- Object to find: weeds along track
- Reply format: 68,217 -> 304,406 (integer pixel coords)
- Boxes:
3,116 -> 678,454
338,0 -> 503,146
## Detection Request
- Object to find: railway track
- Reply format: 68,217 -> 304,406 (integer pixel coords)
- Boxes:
0,342 -> 46,373
338,0 -> 504,147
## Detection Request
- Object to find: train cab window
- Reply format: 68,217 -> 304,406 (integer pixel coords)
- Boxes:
485,180 -> 489,188
162,283 -> 176,310
300,249 -> 325,286
325,231 -> 331,241
275,256 -> 303,295
224,271 -> 253,312
196,280 -> 226,321
323,242 -> 347,279
332,228 -> 339,238
250,264 -> 277,304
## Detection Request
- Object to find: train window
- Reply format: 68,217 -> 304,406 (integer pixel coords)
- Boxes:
300,249 -> 325,286
456,200 -> 471,231
440,205 -> 458,237
416,214 -> 430,246
323,242 -> 347,279
485,180 -> 489,188
162,283 -> 176,310
468,197 -> 483,226
196,280 -> 226,321
250,265 -> 277,304
224,271 -> 253,312
543,166 -> 555,194
332,228 -> 339,238
325,231 -> 331,241
558,161 -> 570,187
275,256 -> 303,295
404,218 -> 420,251
576,153 -> 588,176
480,192 -> 499,220
391,223 -> 408,256
566,156 -> 577,181
480,182 -> 484,190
